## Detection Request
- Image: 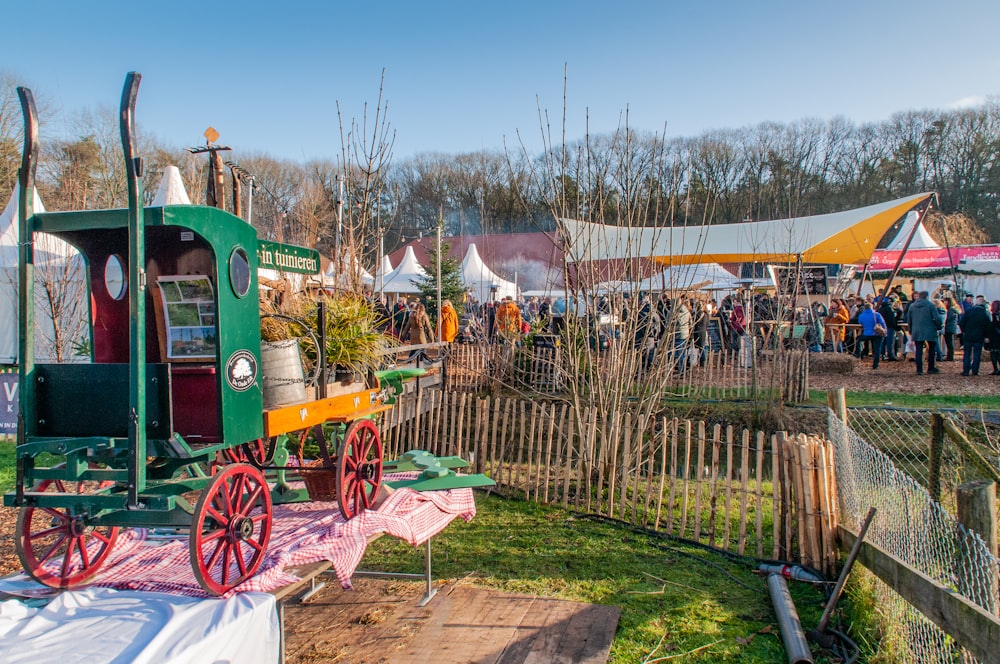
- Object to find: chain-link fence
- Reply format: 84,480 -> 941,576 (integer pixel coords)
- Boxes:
829,410 -> 999,663
845,407 -> 1000,515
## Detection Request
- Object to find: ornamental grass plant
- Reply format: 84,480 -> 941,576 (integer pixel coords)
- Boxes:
305,294 -> 396,375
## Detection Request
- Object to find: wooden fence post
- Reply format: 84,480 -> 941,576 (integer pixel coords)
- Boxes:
826,387 -> 847,425
929,413 -> 945,503
956,480 -> 998,615
813,435 -> 837,577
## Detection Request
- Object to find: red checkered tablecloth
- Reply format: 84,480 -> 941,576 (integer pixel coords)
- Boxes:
76,477 -> 476,598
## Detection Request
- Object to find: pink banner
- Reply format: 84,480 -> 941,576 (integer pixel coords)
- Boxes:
864,245 -> 1000,270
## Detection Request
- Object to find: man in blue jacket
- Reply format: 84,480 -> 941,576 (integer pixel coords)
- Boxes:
905,291 -> 943,375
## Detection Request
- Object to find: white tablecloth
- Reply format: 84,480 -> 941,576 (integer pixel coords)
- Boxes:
0,587 -> 279,664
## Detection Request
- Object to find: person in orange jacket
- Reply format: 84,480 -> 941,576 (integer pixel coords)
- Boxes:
439,299 -> 459,343
825,298 -> 850,353
494,296 -> 523,343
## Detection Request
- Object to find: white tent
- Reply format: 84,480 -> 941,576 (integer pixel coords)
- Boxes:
258,267 -> 306,294
610,263 -> 745,293
379,246 -> 427,294
561,193 -> 934,267
460,243 -> 517,303
954,260 -> 1000,303
374,255 -> 393,291
884,210 -> 940,251
372,255 -> 394,296
150,165 -> 192,206
0,185 -> 89,364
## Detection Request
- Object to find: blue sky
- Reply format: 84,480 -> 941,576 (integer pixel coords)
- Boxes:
4,0 -> 999,162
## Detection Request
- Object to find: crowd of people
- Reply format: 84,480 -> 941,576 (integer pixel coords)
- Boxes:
375,290 -> 741,375
370,283 -> 1000,378
824,285 -> 1000,376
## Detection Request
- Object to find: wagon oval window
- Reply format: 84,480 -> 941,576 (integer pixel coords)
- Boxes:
104,254 -> 126,300
229,247 -> 251,298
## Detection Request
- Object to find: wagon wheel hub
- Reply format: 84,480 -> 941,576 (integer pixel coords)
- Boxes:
359,462 -> 379,481
68,515 -> 88,538
231,516 -> 255,541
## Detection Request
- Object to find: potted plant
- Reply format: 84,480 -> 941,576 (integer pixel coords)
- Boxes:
306,294 -> 397,384
258,292 -> 317,407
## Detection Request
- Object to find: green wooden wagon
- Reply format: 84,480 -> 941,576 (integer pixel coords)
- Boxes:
2,73 -> 429,595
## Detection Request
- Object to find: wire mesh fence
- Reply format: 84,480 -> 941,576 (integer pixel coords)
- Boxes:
829,410 -> 999,663
846,407 -> 1000,515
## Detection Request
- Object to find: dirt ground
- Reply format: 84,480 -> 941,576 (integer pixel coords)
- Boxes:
1,352 -> 993,590
807,352 -> 1000,398
0,506 -> 16,578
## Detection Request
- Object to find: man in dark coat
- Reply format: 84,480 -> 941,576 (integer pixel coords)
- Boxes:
391,298 -> 410,338
878,297 -> 899,361
633,296 -> 661,373
958,299 -> 992,376
905,291 -> 943,375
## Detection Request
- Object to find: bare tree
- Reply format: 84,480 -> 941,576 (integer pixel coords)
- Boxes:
335,68 -> 395,290
0,72 -> 24,202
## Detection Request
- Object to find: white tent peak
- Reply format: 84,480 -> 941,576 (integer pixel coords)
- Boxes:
151,165 -> 192,206
0,183 -> 46,249
1,184 -> 87,365
394,246 -> 426,275
379,246 -> 427,294
884,210 -> 940,251
461,243 -> 517,302
0,184 -> 75,265
373,255 -> 394,292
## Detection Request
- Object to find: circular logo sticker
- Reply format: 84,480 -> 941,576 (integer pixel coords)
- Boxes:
225,350 -> 258,392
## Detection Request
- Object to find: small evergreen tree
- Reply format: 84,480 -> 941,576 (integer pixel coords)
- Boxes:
416,241 -> 466,323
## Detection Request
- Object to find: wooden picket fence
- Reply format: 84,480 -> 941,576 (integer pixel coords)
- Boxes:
442,342 -> 809,403
443,343 -> 492,392
380,389 -> 836,573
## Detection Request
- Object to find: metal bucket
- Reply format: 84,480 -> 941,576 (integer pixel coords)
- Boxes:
260,339 -> 307,409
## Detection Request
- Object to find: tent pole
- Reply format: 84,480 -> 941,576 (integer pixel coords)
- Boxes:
796,254 -> 816,326
854,263 -> 870,299
436,209 -> 442,344
874,197 -> 934,308
939,212 -> 962,296
866,269 -> 879,298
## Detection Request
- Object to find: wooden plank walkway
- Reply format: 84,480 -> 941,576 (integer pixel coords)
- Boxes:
284,578 -> 619,663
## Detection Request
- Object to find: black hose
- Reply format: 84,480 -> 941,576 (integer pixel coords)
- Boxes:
826,628 -> 860,664
574,511 -> 832,588
570,511 -> 865,660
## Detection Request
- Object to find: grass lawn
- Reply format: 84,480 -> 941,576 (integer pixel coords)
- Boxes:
366,492 -> 853,663
0,440 -> 17,493
808,389 -> 1000,410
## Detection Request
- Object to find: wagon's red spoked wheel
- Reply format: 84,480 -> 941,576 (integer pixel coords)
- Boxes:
211,448 -> 243,474
336,419 -> 383,520
211,438 -> 270,474
240,438 -> 275,469
190,463 -> 272,596
15,478 -> 119,589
